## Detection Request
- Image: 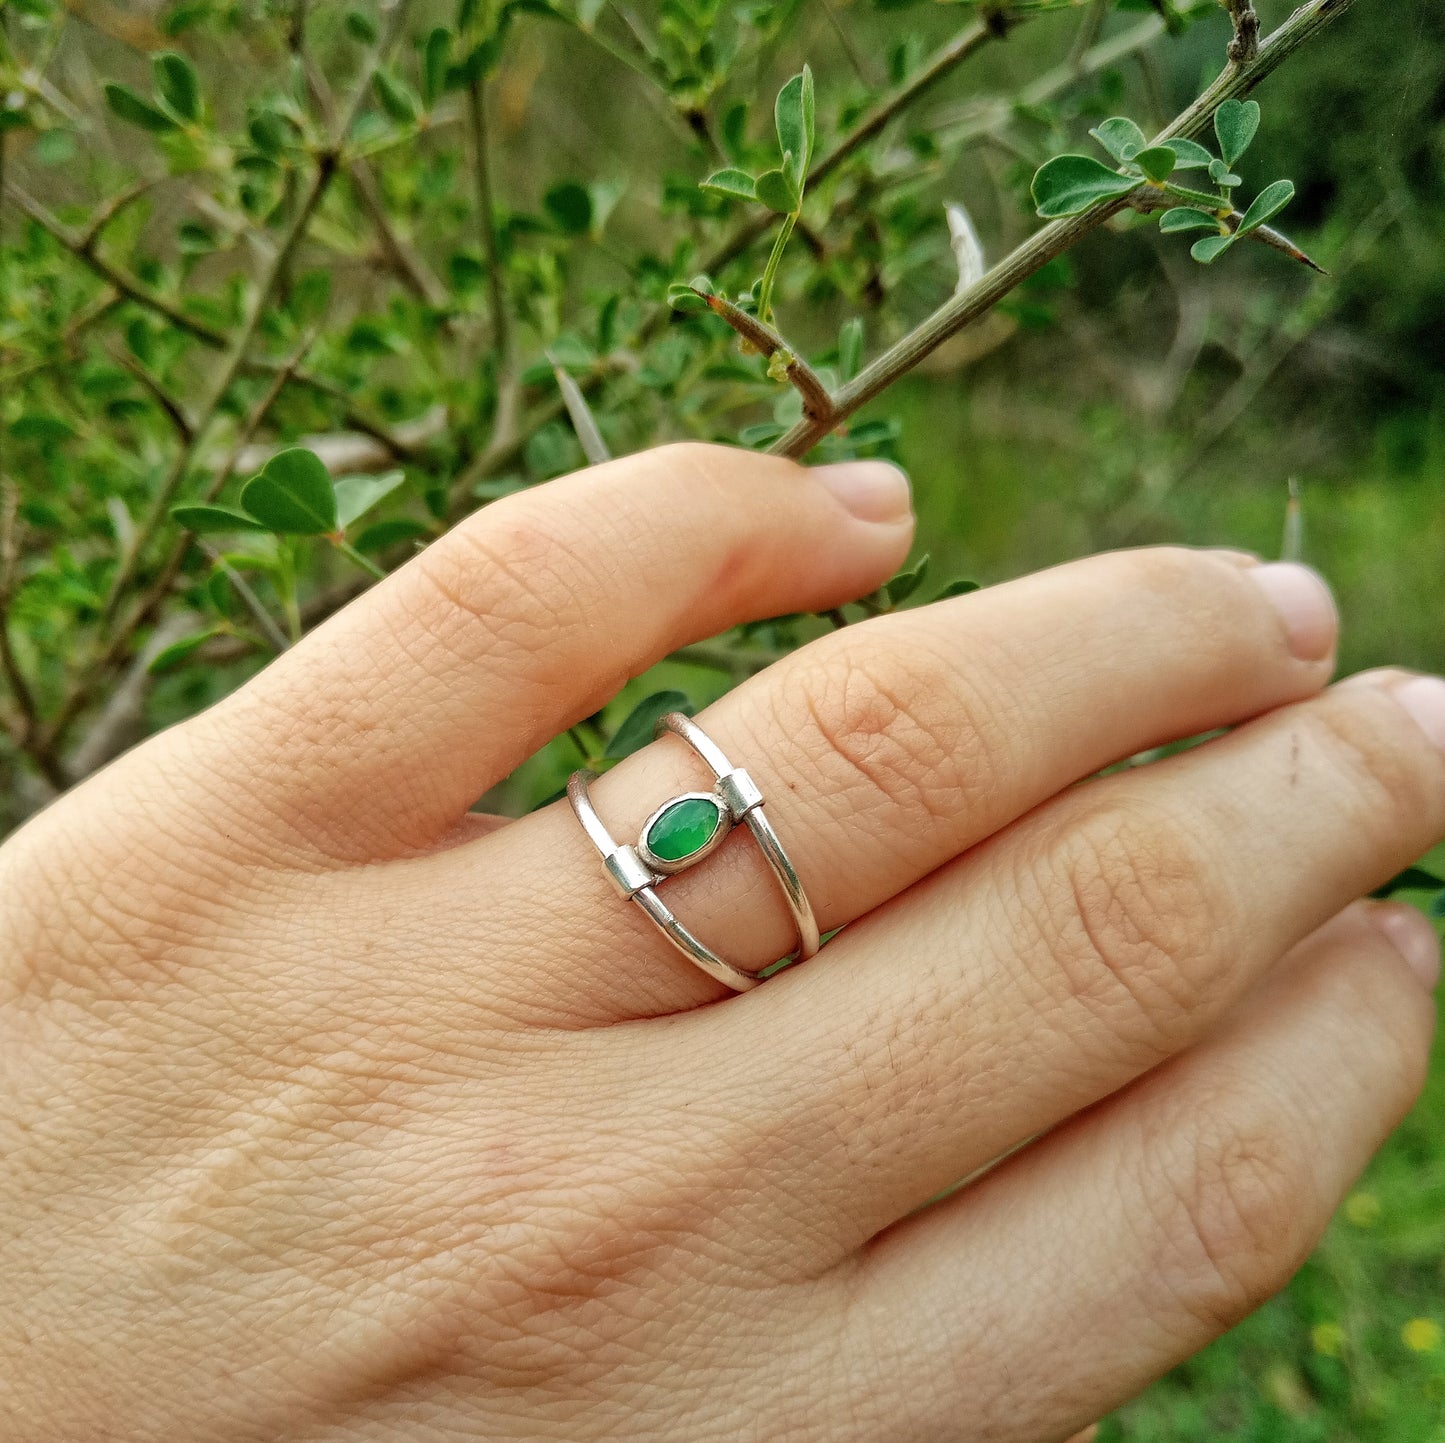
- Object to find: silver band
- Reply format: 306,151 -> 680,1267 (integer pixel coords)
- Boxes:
567,713 -> 820,991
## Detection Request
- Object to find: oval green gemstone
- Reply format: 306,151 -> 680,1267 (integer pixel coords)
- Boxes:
645,796 -> 724,863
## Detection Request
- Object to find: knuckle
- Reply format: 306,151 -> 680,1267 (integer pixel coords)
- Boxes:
1148,1108 -> 1314,1333
414,505 -> 599,648
777,634 -> 978,824
1299,689 -> 1441,835
1039,796 -> 1226,1044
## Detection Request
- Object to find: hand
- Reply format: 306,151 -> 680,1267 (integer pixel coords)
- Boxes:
2,443 -> 1440,1442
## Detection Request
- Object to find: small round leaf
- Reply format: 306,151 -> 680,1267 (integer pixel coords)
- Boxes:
543,181 -> 593,235
171,502 -> 270,534
1031,154 -> 1139,218
754,165 -> 800,214
1236,178 -> 1295,236
1190,232 -> 1237,264
1134,145 -> 1177,183
153,52 -> 200,122
1159,207 -> 1221,235
240,448 -> 338,535
1088,117 -> 1147,165
699,168 -> 758,202
1213,98 -> 1260,168
1167,137 -> 1215,170
104,83 -> 179,133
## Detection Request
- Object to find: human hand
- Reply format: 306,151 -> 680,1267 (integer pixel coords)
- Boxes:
2,443 -> 1440,1441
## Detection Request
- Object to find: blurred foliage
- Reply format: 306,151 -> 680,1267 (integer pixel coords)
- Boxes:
1,0 -> 1443,1434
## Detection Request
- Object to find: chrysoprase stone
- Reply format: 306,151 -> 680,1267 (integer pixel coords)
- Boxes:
645,796 -> 723,863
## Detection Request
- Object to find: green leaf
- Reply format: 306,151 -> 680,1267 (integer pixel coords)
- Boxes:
153,52 -> 200,122
1031,154 -> 1139,218
1134,145 -> 1176,183
774,65 -> 814,191
248,107 -> 289,156
372,68 -> 419,125
1208,157 -> 1242,187
1088,116 -> 1147,165
838,315 -> 863,381
604,690 -> 694,761
934,578 -> 980,601
544,180 -> 593,234
170,502 -> 270,534
1236,178 -> 1295,236
206,568 -> 235,617
354,517 -> 433,553
754,164 -> 799,214
1373,866 -> 1445,898
345,8 -> 379,42
422,27 -> 451,107
885,553 -> 930,608
1213,98 -> 1260,168
1159,207 -> 1221,235
1167,137 -> 1214,170
148,628 -> 223,674
1190,232 -> 1237,264
335,470 -> 407,529
699,167 -> 758,202
104,83 -> 180,133
240,447 -> 338,534
667,281 -> 711,313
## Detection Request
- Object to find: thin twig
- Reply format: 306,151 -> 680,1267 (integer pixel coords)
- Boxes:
464,73 -> 519,476
200,543 -> 291,654
692,12 -> 1015,286
39,6 -> 411,761
1126,190 -> 1326,273
699,291 -> 833,420
302,51 -> 447,306
108,343 -> 196,443
769,0 -> 1356,458
1222,0 -> 1261,64
0,182 -> 414,456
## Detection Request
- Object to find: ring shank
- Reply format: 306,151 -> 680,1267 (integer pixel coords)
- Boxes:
565,713 -> 820,992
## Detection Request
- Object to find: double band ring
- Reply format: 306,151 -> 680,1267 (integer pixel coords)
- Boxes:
567,713 -> 820,991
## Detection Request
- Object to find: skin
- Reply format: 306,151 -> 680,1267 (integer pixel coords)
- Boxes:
1,442 -> 1441,1442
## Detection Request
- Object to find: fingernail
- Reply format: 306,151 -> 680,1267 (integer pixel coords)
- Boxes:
1247,562 -> 1338,662
1389,675 -> 1445,752
813,460 -> 912,524
1369,901 -> 1441,991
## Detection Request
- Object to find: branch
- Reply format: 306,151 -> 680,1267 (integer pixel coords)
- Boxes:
685,10 -> 1016,289
0,182 -> 415,457
770,0 -> 1356,458
1126,190 -> 1326,273
98,148 -> 340,624
1221,0 -> 1261,64
698,291 -> 833,420
465,72 -> 519,463
108,343 -> 196,443
39,5 -> 412,759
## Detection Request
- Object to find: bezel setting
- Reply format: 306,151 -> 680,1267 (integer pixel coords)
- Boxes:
637,790 -> 731,875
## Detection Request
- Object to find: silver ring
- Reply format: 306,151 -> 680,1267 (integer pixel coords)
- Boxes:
567,713 -> 820,991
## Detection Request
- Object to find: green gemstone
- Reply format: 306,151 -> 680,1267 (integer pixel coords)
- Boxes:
645,795 -> 724,863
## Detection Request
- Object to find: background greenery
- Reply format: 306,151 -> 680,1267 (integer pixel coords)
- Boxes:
1,0 -> 1442,1436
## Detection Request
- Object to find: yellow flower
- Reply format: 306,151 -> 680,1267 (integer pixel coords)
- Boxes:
1311,1322 -> 1345,1358
1344,1193 -> 1381,1228
1402,1319 -> 1442,1354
